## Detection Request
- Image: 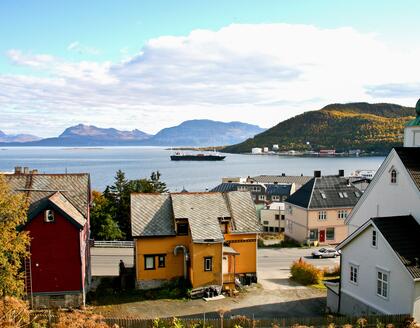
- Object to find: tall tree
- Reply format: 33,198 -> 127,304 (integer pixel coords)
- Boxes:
0,175 -> 30,298
90,190 -> 123,240
104,170 -> 168,239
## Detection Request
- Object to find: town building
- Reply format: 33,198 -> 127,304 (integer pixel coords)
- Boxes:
130,191 -> 261,294
4,167 -> 91,308
284,170 -> 361,245
330,100 -> 420,319
260,202 -> 285,232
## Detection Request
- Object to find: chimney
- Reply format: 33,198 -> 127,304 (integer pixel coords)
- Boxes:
339,169 -> 345,177
314,170 -> 321,178
31,169 -> 38,174
23,167 -> 29,174
14,166 -> 22,174
282,173 -> 286,177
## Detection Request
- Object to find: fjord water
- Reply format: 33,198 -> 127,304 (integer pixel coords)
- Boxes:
0,147 -> 384,191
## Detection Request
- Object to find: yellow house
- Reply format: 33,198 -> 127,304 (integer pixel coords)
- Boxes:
130,191 -> 261,293
284,170 -> 362,245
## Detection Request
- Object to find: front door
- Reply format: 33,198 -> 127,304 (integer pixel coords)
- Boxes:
319,230 -> 325,243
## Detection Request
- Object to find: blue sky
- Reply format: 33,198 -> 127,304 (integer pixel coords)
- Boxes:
1,0 -> 420,136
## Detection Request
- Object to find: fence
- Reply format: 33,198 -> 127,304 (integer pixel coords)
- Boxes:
32,313 -> 411,328
91,240 -> 135,248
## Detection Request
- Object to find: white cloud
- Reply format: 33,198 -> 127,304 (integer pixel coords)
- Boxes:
1,23 -> 420,137
67,41 -> 101,55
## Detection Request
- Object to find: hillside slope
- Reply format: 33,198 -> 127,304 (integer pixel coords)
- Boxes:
223,103 -> 415,154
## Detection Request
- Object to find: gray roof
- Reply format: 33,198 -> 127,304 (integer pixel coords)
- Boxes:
4,173 -> 90,222
251,175 -> 312,187
131,191 -> 262,241
49,192 -> 86,227
395,147 -> 420,192
372,215 -> 420,279
131,194 -> 175,237
286,176 -> 361,209
210,183 -> 240,193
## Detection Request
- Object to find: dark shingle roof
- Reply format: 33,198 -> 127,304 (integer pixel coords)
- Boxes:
4,173 -> 90,220
286,176 -> 361,209
131,191 -> 262,241
266,184 -> 292,197
395,147 -> 420,192
251,175 -> 312,186
210,183 -> 239,193
372,215 -> 420,279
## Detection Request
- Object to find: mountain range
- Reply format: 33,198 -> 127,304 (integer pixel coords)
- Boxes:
223,102 -> 416,154
0,120 -> 264,147
0,130 -> 41,143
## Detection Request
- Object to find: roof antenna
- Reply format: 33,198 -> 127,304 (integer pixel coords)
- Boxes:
65,167 -> 68,174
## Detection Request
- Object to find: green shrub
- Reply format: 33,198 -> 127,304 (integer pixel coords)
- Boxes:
290,258 -> 323,285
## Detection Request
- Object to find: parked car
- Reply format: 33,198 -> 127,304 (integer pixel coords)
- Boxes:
312,248 -> 340,258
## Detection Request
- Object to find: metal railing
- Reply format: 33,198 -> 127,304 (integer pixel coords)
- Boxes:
90,240 -> 134,248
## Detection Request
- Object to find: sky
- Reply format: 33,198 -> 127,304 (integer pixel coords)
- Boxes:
1,0 -> 420,137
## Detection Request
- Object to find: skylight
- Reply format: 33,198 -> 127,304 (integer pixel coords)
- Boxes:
320,191 -> 327,199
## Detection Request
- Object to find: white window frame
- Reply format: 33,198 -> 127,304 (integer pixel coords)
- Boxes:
258,195 -> 266,201
252,186 -> 261,192
272,195 -> 280,201
390,169 -> 397,184
349,263 -> 359,285
371,229 -> 378,248
318,211 -> 327,220
204,257 -> 213,272
338,210 -> 348,219
376,269 -> 389,299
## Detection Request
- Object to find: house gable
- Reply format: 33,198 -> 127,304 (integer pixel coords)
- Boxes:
345,149 -> 420,233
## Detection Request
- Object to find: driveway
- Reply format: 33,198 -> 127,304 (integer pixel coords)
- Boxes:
258,247 -> 340,290
94,247 -> 338,319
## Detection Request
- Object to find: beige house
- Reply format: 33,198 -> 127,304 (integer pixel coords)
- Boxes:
260,202 -> 285,232
284,170 -> 361,245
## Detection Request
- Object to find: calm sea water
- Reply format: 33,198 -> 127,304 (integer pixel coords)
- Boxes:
0,147 -> 385,192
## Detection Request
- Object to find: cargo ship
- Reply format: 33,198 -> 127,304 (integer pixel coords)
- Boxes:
170,152 -> 226,161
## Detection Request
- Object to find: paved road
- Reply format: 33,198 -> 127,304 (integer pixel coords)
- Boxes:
90,246 -> 134,276
258,247 -> 340,290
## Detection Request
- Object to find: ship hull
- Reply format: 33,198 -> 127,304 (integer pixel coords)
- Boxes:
170,155 -> 225,161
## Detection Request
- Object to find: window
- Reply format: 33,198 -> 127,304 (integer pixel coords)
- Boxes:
275,214 -> 280,220
326,228 -> 335,240
263,220 -> 269,225
342,192 -> 348,198
274,227 -> 279,232
237,186 -> 247,191
252,186 -> 261,192
144,255 -> 155,270
338,210 -> 348,219
320,191 -> 327,199
350,264 -> 358,284
372,229 -> 377,247
272,195 -> 280,201
318,211 -> 327,220
309,229 -> 318,241
377,270 -> 389,298
354,191 -> 361,198
281,215 -> 285,220
158,255 -> 166,268
287,205 -> 293,214
391,169 -> 397,184
177,222 -> 189,236
44,210 -> 55,223
204,257 -> 212,271
269,227 -> 274,232
258,195 -> 266,201
338,192 -> 344,198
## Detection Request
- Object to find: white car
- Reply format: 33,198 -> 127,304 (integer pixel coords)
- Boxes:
311,248 -> 340,259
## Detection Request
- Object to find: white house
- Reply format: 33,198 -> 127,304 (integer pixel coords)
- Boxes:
336,215 -> 420,317
332,100 -> 420,320
260,202 -> 285,232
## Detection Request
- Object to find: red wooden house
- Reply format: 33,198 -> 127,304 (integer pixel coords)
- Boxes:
5,168 -> 91,308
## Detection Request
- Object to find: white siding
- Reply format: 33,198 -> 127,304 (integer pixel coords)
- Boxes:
413,282 -> 420,321
341,225 -> 414,316
347,151 -> 420,234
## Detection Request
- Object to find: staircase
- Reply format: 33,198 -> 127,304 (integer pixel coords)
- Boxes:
24,249 -> 33,308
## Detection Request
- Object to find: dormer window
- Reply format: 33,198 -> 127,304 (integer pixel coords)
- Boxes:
390,169 -> 397,184
44,209 -> 55,223
176,222 -> 188,236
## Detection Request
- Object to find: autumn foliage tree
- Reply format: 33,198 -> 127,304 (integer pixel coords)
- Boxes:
0,175 -> 30,298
